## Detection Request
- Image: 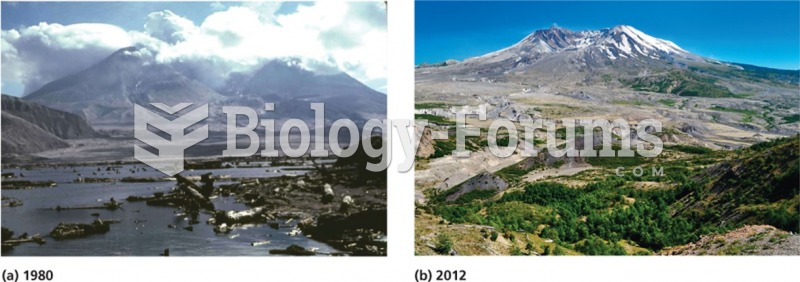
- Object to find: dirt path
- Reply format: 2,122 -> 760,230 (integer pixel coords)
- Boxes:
415,149 -> 526,191
522,165 -> 593,182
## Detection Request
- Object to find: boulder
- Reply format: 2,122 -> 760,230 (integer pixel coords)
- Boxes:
268,244 -> 316,256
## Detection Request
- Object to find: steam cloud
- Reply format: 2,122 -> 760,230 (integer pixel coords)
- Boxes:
1,2 -> 387,94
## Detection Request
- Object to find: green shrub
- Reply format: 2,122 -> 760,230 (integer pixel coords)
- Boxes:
490,231 -> 499,241
415,114 -> 455,126
433,233 -> 453,254
454,189 -> 497,204
510,246 -> 524,256
575,236 -> 626,255
668,144 -> 713,155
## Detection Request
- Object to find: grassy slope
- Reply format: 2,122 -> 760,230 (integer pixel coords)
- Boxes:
417,135 -> 800,255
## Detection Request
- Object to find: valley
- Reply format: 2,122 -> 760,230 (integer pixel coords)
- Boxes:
414,25 -> 800,256
1,46 -> 388,256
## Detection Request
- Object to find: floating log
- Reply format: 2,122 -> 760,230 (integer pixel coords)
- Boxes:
287,227 -> 302,237
51,201 -> 122,211
74,177 -> 115,183
251,240 -> 271,246
2,180 -> 56,190
174,174 -> 214,210
49,219 -> 119,240
3,234 -> 45,245
120,177 -> 175,183
214,206 -> 268,225
126,195 -> 155,202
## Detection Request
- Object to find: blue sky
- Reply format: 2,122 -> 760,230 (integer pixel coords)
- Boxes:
416,1 -> 800,70
1,2 -> 309,31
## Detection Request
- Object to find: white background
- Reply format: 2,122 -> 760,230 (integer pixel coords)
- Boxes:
1,1 -> 798,281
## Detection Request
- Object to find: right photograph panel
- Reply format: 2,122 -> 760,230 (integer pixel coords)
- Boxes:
414,1 -> 799,256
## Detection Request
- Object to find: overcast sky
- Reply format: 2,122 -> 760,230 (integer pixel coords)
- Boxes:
1,1 -> 387,96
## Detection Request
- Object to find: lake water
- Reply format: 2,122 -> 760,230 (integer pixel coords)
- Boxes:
1,164 -> 340,256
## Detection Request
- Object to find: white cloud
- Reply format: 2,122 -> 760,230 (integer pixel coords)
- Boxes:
1,1 -> 387,95
144,10 -> 198,44
241,1 -> 282,23
2,23 -> 134,93
209,2 -> 226,11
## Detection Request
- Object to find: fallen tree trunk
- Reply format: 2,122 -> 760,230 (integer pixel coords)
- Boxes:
4,235 -> 45,245
174,174 -> 214,210
52,201 -> 122,211
214,206 -> 270,225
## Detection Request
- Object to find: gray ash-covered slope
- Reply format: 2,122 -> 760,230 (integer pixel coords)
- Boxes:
1,94 -> 99,154
420,25 -> 798,90
442,171 -> 508,202
221,60 -> 386,123
2,94 -> 98,139
24,47 -> 221,126
1,113 -> 68,154
24,47 -> 385,127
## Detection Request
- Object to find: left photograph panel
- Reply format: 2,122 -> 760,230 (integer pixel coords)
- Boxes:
1,1 -> 387,256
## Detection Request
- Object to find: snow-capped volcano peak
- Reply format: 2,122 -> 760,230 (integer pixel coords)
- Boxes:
517,26 -> 593,53
600,25 -> 687,58
468,25 -> 690,64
